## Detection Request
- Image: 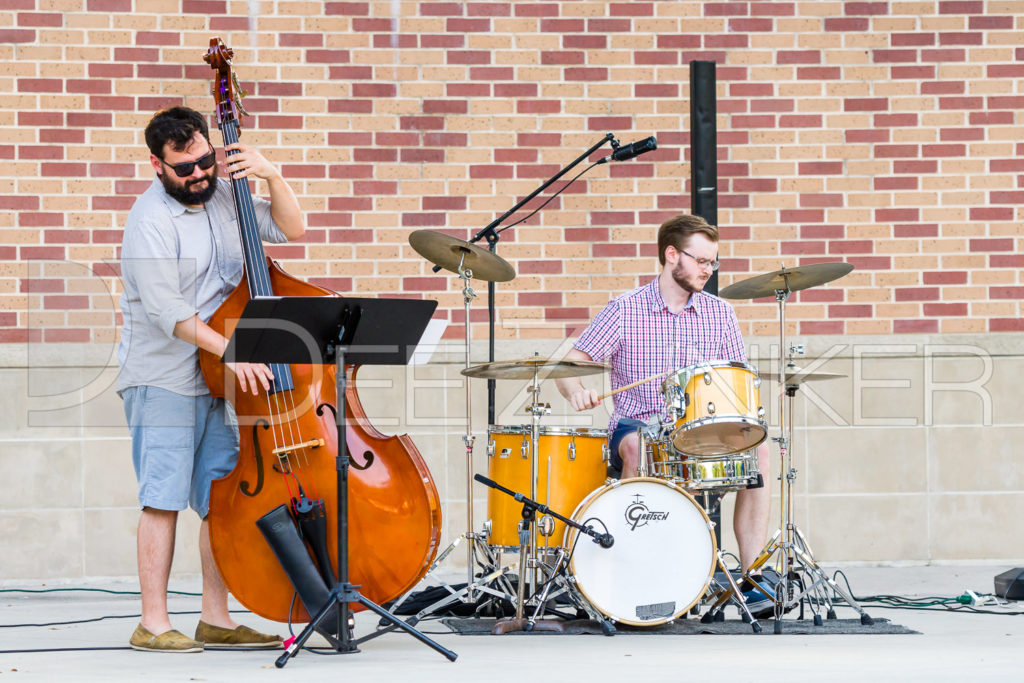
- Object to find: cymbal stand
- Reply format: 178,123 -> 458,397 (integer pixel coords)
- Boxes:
385,257 -> 516,622
738,279 -> 872,632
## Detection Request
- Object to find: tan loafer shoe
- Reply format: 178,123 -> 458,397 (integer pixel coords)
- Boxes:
130,623 -> 204,653
194,620 -> 284,649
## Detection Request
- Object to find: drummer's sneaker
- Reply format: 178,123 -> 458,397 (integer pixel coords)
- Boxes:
740,576 -> 776,617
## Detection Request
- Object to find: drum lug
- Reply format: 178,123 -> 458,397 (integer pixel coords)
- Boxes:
707,402 -> 715,415
568,440 -> 576,461
487,440 -> 495,458
602,442 -> 609,463
521,438 -> 529,459
703,371 -> 712,385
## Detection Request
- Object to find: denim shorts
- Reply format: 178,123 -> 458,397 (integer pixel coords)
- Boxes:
608,418 -> 647,471
121,385 -> 239,518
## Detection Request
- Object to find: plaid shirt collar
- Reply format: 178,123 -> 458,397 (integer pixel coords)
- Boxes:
647,277 -> 702,315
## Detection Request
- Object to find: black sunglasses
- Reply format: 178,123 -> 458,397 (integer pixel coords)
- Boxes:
161,150 -> 216,178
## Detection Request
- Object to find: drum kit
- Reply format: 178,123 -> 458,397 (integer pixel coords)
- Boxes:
392,230 -> 872,634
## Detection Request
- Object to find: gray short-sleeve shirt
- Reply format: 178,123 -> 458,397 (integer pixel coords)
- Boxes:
117,177 -> 288,395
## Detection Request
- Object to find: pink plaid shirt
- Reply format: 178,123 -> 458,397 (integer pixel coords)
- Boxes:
575,278 -> 747,430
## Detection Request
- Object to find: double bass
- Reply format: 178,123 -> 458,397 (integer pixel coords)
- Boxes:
198,38 -> 441,624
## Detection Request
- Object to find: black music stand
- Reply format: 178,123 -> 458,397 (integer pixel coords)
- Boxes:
223,295 -> 457,665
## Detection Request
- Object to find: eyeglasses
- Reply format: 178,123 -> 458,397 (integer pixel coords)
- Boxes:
679,248 -> 720,271
161,150 -> 216,178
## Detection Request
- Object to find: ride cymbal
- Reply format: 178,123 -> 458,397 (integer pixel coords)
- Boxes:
462,357 -> 611,380
719,262 -> 854,300
409,229 -> 516,282
759,367 -> 847,385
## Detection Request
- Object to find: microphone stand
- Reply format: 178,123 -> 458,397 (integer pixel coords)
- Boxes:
435,132 -> 616,424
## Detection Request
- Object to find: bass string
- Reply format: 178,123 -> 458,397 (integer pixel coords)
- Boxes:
220,118 -> 323,501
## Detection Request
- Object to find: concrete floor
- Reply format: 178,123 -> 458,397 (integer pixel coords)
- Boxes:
2,564 -> 1022,682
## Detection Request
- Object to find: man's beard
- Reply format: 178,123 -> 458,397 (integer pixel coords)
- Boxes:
160,164 -> 219,205
670,260 -> 705,294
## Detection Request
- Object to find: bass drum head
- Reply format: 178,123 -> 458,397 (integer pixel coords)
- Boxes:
567,477 -> 716,626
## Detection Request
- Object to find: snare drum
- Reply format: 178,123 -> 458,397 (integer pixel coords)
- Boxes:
661,360 -> 767,456
486,426 -> 609,549
565,478 -> 716,626
647,439 -> 761,493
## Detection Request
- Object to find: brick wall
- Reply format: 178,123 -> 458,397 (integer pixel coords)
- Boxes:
1,1 -> 1022,347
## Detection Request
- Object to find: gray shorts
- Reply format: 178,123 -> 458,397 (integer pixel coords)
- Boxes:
121,385 -> 239,518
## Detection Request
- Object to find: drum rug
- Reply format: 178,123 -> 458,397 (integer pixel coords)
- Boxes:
440,616 -> 917,635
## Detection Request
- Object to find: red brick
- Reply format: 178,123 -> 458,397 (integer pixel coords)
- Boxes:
875,177 -> 918,190
353,149 -> 396,163
825,17 -> 868,31
782,241 -> 826,255
470,165 -> 514,179
593,244 -> 637,258
401,149 -> 445,163
922,271 -> 967,285
799,289 -> 843,303
422,34 -> 464,48
565,228 -> 608,243
545,307 -> 589,321
511,0 -> 557,15
423,133 -> 468,147
323,1 -> 368,14
876,209 -> 919,223
657,35 -> 702,49
423,196 -> 466,211
939,1 -> 983,13
210,17 -> 250,30
21,247 -> 66,259
894,224 -> 938,238
894,160 -> 936,174
373,132 -> 417,146
93,196 -> 134,210
280,33 -> 323,47
970,238 -> 1014,252
330,66 -> 373,80
922,81 -> 965,96
991,319 -> 1024,332
87,0 -> 130,8
329,165 -> 374,179
874,144 -> 919,158
519,260 -> 564,274
18,12 -> 62,26
829,304 -> 872,318
895,287 -> 940,302
565,35 -> 606,49
518,133 -> 561,147
372,34 -> 417,48
518,292 -> 562,307
328,99 -> 373,114
923,49 -> 966,62
844,98 -> 889,112
45,329 -> 91,343
401,117 -> 443,131
44,295 -> 89,310
801,321 -> 844,334
307,50 -> 350,63
987,65 -> 1024,78
0,29 -> 35,42
989,286 -> 1024,300
777,50 -> 821,64
21,278 -> 63,293
989,189 -> 1024,204
940,32 -> 983,46
90,163 -> 135,177
352,181 -> 397,195
45,229 -> 89,243
988,96 -> 1024,110
924,303 -> 968,316
18,78 -> 62,93
890,67 -> 934,82
635,51 -> 679,65
892,33 -> 936,47
729,18 -> 774,31
894,319 -> 938,334
41,163 -> 87,177
938,96 -> 983,111
470,67 -> 514,80
829,240 -> 874,254
565,67 -> 608,82
971,207 -> 1014,221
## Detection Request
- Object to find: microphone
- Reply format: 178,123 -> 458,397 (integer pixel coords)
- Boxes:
595,532 -> 614,549
599,136 -> 657,164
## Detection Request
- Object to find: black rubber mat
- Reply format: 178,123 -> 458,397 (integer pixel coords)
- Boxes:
441,616 -> 918,636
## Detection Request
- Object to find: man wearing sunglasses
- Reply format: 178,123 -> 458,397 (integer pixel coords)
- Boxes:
554,213 -> 774,616
117,106 -> 305,652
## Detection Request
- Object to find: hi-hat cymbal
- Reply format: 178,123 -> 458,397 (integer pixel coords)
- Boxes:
719,262 -> 854,300
462,357 -> 611,380
409,230 -> 516,282
759,367 -> 847,385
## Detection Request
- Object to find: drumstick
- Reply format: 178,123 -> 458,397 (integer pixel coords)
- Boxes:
595,370 -> 672,401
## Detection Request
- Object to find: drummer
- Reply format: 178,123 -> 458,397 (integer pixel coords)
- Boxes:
554,213 -> 773,610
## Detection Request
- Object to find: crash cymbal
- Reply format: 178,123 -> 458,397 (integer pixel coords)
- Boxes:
462,357 -> 611,380
719,262 -> 854,300
759,366 -> 847,385
409,229 -> 516,282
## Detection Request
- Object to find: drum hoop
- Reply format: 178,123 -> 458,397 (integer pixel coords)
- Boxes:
487,425 -> 610,438
565,476 -> 718,626
662,360 -> 759,388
